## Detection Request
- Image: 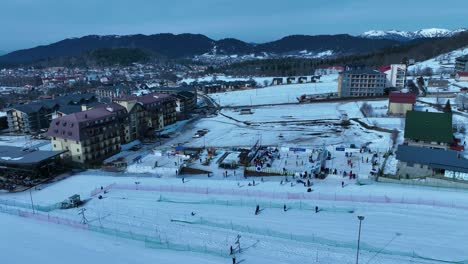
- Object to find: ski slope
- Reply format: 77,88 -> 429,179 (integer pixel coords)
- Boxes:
2,173 -> 468,264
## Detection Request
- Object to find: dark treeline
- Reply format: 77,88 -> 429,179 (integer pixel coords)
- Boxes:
218,32 -> 468,76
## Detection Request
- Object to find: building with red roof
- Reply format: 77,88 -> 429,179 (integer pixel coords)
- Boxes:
388,92 -> 416,115
455,72 -> 468,82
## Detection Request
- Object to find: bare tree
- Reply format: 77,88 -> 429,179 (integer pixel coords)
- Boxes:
460,125 -> 466,134
360,102 -> 374,117
421,67 -> 433,77
390,129 -> 400,148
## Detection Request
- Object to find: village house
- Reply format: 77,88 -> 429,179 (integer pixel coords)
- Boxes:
456,92 -> 468,111
455,72 -> 468,82
395,144 -> 468,180
396,110 -> 467,180
455,55 -> 468,72
387,92 -> 416,115
403,111 -> 454,150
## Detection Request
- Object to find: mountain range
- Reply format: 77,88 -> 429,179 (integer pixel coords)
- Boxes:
360,28 -> 466,41
0,28 -> 466,65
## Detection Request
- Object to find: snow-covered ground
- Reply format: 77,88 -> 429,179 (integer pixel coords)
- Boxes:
408,46 -> 468,74
2,173 -> 468,264
208,74 -> 338,107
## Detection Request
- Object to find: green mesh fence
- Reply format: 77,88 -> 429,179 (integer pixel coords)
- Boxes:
89,224 -> 229,258
171,217 -> 465,264
157,195 -> 355,213
0,198 -> 61,212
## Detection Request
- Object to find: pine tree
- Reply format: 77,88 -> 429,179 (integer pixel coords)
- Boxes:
443,100 -> 452,113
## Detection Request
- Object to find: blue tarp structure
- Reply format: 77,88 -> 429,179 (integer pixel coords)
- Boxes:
175,146 -> 186,151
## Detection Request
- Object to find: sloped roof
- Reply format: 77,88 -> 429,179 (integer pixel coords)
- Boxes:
389,92 -> 416,104
378,65 -> 391,73
396,145 -> 468,173
47,103 -> 125,141
457,72 -> 468,77
404,111 -> 454,143
0,146 -> 65,166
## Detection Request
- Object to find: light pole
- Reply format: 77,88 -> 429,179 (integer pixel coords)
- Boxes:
29,188 -> 35,214
356,215 -> 365,264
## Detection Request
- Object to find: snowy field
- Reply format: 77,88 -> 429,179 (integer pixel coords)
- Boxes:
408,46 -> 468,74
208,74 -> 338,107
2,173 -> 468,264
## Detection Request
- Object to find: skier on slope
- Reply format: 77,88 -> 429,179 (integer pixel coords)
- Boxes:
255,205 -> 260,215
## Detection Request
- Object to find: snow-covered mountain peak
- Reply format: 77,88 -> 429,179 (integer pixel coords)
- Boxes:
360,28 -> 467,41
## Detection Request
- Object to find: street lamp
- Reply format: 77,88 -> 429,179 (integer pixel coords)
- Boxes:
356,215 -> 365,264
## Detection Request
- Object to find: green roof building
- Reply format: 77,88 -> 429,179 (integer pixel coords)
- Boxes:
404,111 -> 454,149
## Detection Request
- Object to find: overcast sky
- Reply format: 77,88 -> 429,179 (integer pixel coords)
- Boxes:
1,0 -> 467,52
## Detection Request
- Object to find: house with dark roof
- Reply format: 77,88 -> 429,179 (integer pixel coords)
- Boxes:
149,86 -> 197,118
114,92 -> 177,132
403,111 -> 454,150
6,93 -> 99,134
388,92 -> 416,115
455,55 -> 468,72
396,145 -> 468,180
6,103 -> 53,134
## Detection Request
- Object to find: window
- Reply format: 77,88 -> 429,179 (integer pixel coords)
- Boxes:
53,144 -> 56,148
77,148 -> 80,153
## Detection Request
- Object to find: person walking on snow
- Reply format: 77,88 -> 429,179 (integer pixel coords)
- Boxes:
341,181 -> 344,188
283,204 -> 287,212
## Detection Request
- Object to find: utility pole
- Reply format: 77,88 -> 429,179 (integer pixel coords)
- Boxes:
356,215 -> 365,264
29,188 -> 35,214
78,208 -> 88,224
